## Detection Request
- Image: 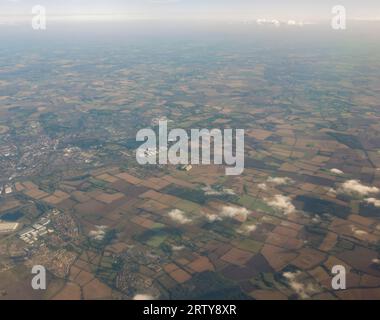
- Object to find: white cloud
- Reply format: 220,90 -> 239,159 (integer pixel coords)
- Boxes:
237,224 -> 257,235
203,206 -> 249,223
365,198 -> 380,207
258,183 -> 267,191
88,225 -> 107,241
267,176 -> 294,186
354,229 -> 368,236
283,271 -> 317,299
350,225 -> 369,238
220,206 -> 249,221
311,215 -> 321,224
205,213 -> 222,222
168,209 -> 192,224
339,180 -> 379,197
171,245 -> 185,251
202,186 -> 235,196
330,168 -> 344,175
266,195 -> 296,215
327,188 -> 337,195
244,224 -> 257,232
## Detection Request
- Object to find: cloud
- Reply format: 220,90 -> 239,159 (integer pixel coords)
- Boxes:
350,225 -> 369,239
168,209 -> 192,224
338,180 -> 380,197
220,206 -> 249,222
267,177 -> 294,186
354,229 -> 368,236
237,224 -> 257,235
133,294 -> 155,300
258,183 -> 267,191
204,206 -> 249,223
365,198 -> 380,207
205,213 -> 222,222
88,225 -> 107,241
259,177 -> 294,196
327,188 -> 337,196
266,195 -> 295,215
283,271 -> 318,299
311,215 -> 321,224
171,245 -> 185,251
330,168 -> 344,175
202,186 -> 235,196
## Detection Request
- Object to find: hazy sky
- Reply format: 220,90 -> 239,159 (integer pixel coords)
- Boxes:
1,0 -> 380,21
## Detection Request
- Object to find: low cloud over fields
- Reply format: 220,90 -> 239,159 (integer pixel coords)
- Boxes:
88,225 -> 107,241
205,205 -> 249,222
265,195 -> 296,215
365,198 -> 380,207
168,209 -> 192,224
338,180 -> 379,197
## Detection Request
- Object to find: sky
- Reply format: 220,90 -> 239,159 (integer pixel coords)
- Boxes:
1,0 -> 380,22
